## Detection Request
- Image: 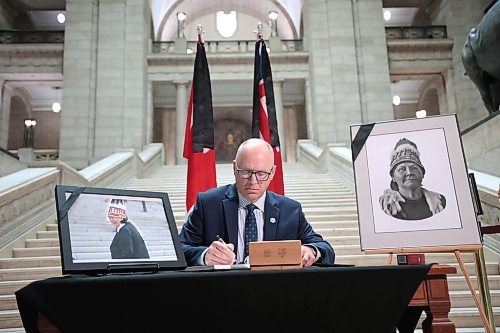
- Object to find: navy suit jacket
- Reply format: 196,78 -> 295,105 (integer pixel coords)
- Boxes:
179,184 -> 335,266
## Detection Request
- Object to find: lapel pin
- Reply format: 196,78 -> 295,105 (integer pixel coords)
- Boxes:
270,217 -> 276,224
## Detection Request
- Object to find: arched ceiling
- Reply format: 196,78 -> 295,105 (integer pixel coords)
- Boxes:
149,0 -> 302,41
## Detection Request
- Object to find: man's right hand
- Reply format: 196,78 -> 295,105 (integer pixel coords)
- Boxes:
204,241 -> 236,265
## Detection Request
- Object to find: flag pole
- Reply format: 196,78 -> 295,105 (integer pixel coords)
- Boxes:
256,22 -> 263,41
197,24 -> 203,42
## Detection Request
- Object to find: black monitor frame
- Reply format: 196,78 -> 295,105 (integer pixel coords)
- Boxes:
55,185 -> 186,274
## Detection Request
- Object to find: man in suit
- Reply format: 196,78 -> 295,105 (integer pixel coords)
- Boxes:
179,138 -> 335,266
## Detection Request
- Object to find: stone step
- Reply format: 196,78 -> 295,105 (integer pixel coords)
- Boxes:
0,257 -> 60,269
447,307 -> 500,328
46,224 -> 58,232
310,221 -> 359,229
450,290 -> 500,308
0,267 -> 61,281
0,281 -> 31,296
314,227 -> 359,237
35,231 -> 58,239
0,296 -> 16,311
324,235 -> 360,246
449,275 -> 500,291
24,239 -> 58,248
0,310 -> 21,330
13,247 -> 59,258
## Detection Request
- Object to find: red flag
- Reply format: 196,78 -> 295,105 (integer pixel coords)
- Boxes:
183,33 -> 217,212
252,38 -> 285,195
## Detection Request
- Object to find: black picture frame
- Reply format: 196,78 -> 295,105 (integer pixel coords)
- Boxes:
55,185 -> 187,274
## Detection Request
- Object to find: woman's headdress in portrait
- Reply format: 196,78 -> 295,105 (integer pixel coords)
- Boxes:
107,199 -> 127,219
389,138 -> 425,176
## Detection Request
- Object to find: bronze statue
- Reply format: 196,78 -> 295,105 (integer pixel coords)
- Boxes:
462,0 -> 500,114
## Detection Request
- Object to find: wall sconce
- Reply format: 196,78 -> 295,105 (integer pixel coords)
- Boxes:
392,95 -> 400,106
52,102 -> 61,113
268,11 -> 278,37
416,109 -> 427,118
24,119 -> 37,148
177,12 -> 186,38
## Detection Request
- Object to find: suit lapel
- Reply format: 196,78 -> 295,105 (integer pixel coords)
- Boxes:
263,191 -> 280,241
222,184 -> 239,253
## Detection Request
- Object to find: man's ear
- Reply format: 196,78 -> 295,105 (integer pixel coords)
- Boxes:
269,165 -> 276,180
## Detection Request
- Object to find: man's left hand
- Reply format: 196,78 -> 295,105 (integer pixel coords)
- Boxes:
301,245 -> 317,267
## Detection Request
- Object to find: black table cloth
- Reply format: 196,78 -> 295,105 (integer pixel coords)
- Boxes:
16,264 -> 431,333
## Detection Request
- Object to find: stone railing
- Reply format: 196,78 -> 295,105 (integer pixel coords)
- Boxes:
385,26 -> 447,39
9,149 -> 59,162
152,39 -> 304,54
0,30 -> 64,44
295,139 -> 327,173
0,144 -> 164,252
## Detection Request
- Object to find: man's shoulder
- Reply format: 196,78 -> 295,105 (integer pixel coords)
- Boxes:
266,190 -> 301,207
199,184 -> 235,199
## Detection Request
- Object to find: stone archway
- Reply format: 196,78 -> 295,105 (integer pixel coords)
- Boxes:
419,88 -> 440,116
7,95 -> 30,150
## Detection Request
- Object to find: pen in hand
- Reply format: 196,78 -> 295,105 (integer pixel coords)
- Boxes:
216,235 -> 236,264
216,234 -> 226,244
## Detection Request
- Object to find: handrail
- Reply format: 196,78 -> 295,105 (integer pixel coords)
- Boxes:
0,147 -> 19,160
460,112 -> 500,135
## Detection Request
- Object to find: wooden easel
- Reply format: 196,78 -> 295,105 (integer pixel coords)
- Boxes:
367,245 -> 494,333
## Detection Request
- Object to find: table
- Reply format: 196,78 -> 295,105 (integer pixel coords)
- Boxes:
16,265 -> 432,333
399,265 -> 457,333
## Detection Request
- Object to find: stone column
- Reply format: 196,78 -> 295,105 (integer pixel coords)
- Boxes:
146,81 -> 154,144
58,0 -> 98,169
161,108 -> 175,165
0,82 -> 12,148
175,81 -> 188,164
304,79 -> 314,141
273,79 -> 286,161
59,0 -> 149,168
285,107 -> 298,162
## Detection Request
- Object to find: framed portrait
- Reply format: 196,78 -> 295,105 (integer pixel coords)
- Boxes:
350,114 -> 482,251
55,185 -> 187,274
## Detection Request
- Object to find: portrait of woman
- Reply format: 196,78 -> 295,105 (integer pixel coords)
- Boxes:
379,138 -> 447,220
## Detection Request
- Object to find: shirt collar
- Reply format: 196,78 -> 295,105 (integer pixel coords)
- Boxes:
237,191 -> 266,212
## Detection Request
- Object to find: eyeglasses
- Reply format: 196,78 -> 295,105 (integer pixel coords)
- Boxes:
235,165 -> 273,181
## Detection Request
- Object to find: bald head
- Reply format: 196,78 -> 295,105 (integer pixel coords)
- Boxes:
235,138 -> 274,165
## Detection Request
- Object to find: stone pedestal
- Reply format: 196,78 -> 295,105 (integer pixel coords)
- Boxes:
17,148 -> 34,163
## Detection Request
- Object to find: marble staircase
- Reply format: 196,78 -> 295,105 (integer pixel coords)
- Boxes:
0,162 -> 499,332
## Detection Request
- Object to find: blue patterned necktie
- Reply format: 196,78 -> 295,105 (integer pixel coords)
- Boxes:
244,204 -> 258,260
